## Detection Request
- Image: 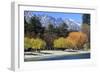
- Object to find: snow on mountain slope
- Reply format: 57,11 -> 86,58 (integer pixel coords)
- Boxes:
25,14 -> 81,31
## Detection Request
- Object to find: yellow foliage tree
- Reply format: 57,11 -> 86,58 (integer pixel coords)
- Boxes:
31,38 -> 46,51
24,37 -> 46,52
53,37 -> 67,48
24,37 -> 32,49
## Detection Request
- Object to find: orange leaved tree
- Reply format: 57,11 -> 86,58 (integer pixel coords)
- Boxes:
66,32 -> 88,50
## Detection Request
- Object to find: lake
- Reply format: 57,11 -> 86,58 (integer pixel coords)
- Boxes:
24,53 -> 90,61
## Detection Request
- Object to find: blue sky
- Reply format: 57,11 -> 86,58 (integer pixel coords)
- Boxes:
24,11 -> 83,24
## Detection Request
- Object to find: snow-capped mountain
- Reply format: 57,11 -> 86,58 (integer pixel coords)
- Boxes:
39,15 -> 81,31
39,15 -> 56,27
64,18 -> 81,31
25,14 -> 81,31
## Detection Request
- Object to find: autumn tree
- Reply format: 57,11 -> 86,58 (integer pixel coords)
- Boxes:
31,38 -> 46,52
65,37 -> 76,49
66,32 -> 88,50
53,37 -> 67,50
24,37 -> 33,52
24,37 -> 46,52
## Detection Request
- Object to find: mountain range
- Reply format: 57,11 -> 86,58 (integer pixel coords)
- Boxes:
25,14 -> 81,31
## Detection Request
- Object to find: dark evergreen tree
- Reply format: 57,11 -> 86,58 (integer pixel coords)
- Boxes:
82,14 -> 90,25
57,22 -> 68,37
24,15 -> 44,38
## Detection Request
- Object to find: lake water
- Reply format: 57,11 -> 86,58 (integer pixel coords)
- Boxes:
24,53 -> 90,61
40,53 -> 90,61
